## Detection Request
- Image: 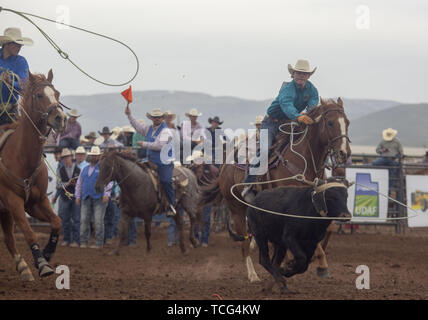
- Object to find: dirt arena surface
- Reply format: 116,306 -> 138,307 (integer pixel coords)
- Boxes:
1,224 -> 428,300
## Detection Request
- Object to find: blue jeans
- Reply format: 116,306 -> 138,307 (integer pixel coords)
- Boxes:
243,116 -> 280,183
104,199 -> 117,242
194,206 -> 211,244
158,163 -> 175,205
373,157 -> 399,187
80,197 -> 107,247
58,196 -> 80,244
58,138 -> 79,150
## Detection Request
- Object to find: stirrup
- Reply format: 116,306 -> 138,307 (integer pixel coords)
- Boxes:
166,204 -> 176,217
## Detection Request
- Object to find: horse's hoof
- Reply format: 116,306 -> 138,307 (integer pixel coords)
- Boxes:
316,267 -> 331,278
21,270 -> 35,282
279,285 -> 290,294
39,264 -> 54,278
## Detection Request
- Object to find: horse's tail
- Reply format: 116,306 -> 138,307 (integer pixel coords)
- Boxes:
200,178 -> 223,207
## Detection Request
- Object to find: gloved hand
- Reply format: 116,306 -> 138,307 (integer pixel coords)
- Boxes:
297,114 -> 314,125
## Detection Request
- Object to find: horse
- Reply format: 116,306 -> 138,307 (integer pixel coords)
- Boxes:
95,150 -> 202,255
201,98 -> 351,282
0,70 -> 67,281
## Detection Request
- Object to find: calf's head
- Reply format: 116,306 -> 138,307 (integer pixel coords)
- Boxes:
312,178 -> 351,221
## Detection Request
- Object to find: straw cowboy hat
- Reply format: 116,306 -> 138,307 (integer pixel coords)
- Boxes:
87,146 -> 102,156
67,108 -> 81,118
0,27 -> 34,46
146,108 -> 165,119
185,150 -> 211,163
121,125 -> 136,133
111,127 -> 122,140
250,115 -> 264,125
75,146 -> 87,154
85,131 -> 97,139
288,59 -> 317,75
208,116 -> 223,125
60,148 -> 73,158
382,128 -> 398,141
185,108 -> 202,117
164,110 -> 176,120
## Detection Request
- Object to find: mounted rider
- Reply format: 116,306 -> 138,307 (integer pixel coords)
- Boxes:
241,59 -> 320,202
0,27 -> 33,125
125,106 -> 177,217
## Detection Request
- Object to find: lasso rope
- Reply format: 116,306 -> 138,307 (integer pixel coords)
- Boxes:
0,6 -> 139,86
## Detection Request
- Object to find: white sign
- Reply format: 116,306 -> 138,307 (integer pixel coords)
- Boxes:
346,168 -> 389,223
406,175 -> 428,227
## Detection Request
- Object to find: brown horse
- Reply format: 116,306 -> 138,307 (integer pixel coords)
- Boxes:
0,70 -> 67,280
95,150 -> 202,255
201,98 -> 351,282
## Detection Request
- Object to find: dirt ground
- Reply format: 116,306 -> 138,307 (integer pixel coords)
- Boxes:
1,223 -> 428,300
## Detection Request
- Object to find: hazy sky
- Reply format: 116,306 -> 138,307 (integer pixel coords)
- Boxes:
1,0 -> 427,103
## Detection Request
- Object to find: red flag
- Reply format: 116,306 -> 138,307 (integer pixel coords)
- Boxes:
121,85 -> 133,103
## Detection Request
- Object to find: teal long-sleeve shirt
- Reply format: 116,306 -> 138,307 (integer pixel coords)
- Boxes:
267,80 -> 319,120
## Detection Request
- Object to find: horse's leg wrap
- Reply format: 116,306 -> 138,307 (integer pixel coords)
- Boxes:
30,243 -> 54,278
42,232 -> 59,262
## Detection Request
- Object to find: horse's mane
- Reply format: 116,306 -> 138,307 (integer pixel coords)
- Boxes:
112,150 -> 138,162
20,73 -> 49,109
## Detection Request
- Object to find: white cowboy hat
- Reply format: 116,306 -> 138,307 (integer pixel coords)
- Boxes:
60,148 -> 73,158
185,108 -> 202,117
75,146 -> 87,154
0,27 -> 34,46
80,135 -> 89,143
67,108 -> 81,118
87,146 -> 102,156
185,150 -> 211,163
250,115 -> 264,125
121,125 -> 136,133
288,59 -> 317,75
146,108 -> 165,119
111,127 -> 122,140
382,128 -> 397,141
164,110 -> 176,120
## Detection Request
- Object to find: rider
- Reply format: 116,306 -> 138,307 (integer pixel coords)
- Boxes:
0,28 -> 33,125
241,59 -> 320,203
125,106 -> 177,217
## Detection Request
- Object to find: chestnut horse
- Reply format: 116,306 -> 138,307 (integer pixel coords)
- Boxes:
201,98 -> 351,282
0,70 -> 67,280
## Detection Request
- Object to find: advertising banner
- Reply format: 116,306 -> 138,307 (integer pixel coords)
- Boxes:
406,175 -> 428,227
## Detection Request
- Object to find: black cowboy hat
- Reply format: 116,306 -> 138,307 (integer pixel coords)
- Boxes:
85,131 -> 97,139
98,126 -> 112,135
208,116 -> 223,125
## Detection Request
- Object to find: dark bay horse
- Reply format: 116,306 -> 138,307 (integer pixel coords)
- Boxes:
201,98 -> 351,282
95,150 -> 202,255
0,70 -> 67,280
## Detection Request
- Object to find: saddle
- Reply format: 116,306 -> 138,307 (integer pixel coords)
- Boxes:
137,161 -> 189,214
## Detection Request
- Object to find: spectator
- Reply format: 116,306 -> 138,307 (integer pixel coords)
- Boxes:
117,125 -> 135,147
84,132 -> 97,147
180,108 -> 206,162
75,146 -> 89,169
99,126 -> 124,149
422,151 -> 428,164
0,27 -> 33,125
52,148 -> 81,247
132,119 -> 146,160
373,128 -> 403,167
75,146 -> 113,249
58,109 -> 82,150
164,110 -> 177,129
206,116 -> 226,166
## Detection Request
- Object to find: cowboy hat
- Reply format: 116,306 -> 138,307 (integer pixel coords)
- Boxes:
87,146 -> 102,156
60,148 -> 73,158
185,150 -> 211,163
288,59 -> 317,76
67,108 -> 81,118
185,108 -> 202,117
0,28 -> 34,46
208,116 -> 223,125
382,128 -> 397,141
164,110 -> 176,120
121,125 -> 136,133
250,115 -> 264,125
85,131 -> 97,139
75,146 -> 87,154
98,126 -> 112,135
146,108 -> 165,119
111,127 -> 122,140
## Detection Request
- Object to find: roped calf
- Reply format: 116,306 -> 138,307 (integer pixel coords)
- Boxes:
229,178 -> 352,292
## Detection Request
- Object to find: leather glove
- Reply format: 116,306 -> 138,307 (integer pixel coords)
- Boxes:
297,114 -> 314,125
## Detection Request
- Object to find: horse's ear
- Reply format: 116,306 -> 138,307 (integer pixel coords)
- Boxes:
337,97 -> 344,108
319,97 -> 325,105
28,71 -> 36,83
47,69 -> 53,83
